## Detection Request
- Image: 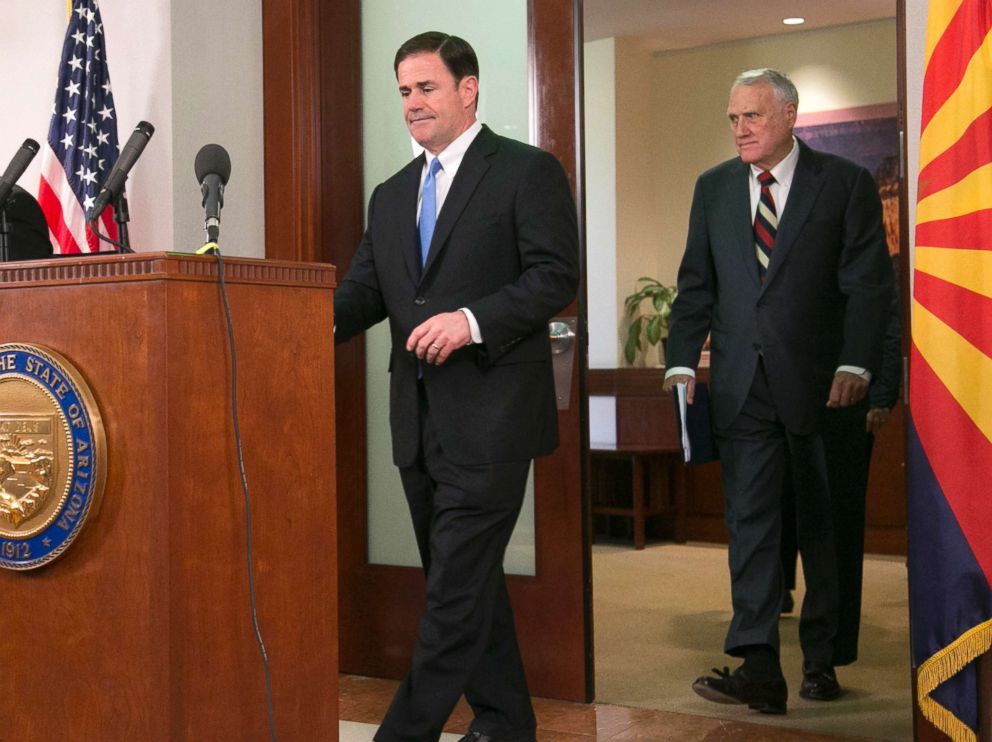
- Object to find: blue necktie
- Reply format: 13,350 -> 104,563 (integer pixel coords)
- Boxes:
419,157 -> 442,266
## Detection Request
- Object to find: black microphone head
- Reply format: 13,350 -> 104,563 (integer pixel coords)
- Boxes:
194,144 -> 232,186
133,121 -> 155,140
0,138 -> 43,208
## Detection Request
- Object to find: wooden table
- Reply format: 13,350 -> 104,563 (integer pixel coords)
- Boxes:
590,443 -> 686,549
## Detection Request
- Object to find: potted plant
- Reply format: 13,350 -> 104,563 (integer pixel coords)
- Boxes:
623,276 -> 677,366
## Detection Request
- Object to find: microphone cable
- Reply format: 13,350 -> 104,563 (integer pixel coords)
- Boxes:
88,216 -> 133,253
201,241 -> 279,742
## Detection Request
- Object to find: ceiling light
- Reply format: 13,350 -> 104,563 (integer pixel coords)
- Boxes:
783,17 -> 806,25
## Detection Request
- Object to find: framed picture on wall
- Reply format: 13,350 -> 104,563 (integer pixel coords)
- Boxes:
795,103 -> 900,263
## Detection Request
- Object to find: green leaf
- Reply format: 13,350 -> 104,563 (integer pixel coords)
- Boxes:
624,294 -> 641,316
646,314 -> 662,345
624,317 -> 643,365
622,279 -> 678,344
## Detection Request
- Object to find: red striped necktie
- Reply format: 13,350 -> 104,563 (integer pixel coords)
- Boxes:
754,170 -> 777,282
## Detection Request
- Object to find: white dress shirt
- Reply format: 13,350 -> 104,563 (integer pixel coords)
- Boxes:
747,137 -> 799,223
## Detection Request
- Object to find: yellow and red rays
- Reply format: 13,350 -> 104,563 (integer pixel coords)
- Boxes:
912,0 -> 992,586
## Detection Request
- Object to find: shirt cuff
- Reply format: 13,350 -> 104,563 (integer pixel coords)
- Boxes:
665,366 -> 695,380
459,308 -> 482,344
837,365 -> 871,383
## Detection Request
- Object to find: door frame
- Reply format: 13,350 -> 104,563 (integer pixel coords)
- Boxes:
260,0 -> 593,703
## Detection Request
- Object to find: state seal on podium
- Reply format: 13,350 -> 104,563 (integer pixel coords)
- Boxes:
0,344 -> 106,570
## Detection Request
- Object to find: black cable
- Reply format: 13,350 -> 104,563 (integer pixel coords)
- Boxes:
210,245 -> 279,742
88,216 -> 132,252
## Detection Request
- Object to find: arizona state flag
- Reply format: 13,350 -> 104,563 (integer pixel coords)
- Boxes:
909,1 -> 992,740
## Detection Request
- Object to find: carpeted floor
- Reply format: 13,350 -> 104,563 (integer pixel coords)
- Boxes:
593,542 -> 913,741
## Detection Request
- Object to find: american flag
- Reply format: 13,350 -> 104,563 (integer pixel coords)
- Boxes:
37,0 -> 120,253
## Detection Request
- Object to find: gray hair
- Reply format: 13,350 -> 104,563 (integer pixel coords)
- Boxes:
733,68 -> 799,107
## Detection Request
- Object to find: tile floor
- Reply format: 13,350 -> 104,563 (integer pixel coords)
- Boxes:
339,674 -> 881,741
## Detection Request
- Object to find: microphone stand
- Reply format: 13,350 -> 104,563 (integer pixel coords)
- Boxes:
0,207 -> 10,263
112,190 -> 133,253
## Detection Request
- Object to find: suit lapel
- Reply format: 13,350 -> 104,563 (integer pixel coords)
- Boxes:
764,140 -> 824,287
399,155 -> 425,285
725,160 -> 761,288
420,126 -> 496,280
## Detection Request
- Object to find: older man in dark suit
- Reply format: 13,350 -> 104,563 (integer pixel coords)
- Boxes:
663,68 -> 893,714
334,31 -> 579,742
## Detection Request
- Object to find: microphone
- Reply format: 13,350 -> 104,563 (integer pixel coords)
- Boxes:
194,144 -> 232,244
89,121 -> 155,221
0,139 -> 40,208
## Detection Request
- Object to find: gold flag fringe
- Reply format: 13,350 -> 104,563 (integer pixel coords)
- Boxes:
917,618 -> 992,742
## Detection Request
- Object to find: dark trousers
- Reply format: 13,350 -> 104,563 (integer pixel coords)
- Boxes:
715,361 -> 839,668
375,386 -> 535,742
781,400 -> 872,666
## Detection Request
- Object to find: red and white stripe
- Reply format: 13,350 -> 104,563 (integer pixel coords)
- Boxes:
36,141 -> 115,254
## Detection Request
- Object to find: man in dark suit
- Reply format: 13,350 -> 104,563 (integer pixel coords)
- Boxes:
334,31 -> 579,742
780,284 -> 903,668
663,68 -> 893,714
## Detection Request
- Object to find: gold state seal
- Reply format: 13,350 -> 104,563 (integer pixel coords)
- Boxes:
0,344 -> 105,569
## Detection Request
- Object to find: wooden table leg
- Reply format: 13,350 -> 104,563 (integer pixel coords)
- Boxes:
632,454 -> 646,550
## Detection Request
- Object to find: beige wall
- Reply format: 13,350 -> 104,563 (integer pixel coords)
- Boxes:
601,19 -> 897,365
614,39 -> 665,365
585,38 -> 619,369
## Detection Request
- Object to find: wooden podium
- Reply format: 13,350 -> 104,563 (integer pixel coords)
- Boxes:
0,253 -> 338,740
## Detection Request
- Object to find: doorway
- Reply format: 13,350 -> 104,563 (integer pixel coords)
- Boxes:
581,2 -> 913,738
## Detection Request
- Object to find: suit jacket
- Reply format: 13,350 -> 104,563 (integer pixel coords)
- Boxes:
665,139 -> 894,434
868,279 -> 903,410
334,126 -> 580,467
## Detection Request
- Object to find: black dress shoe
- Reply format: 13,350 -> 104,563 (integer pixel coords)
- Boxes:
800,666 -> 842,700
692,666 -> 788,714
458,731 -> 536,742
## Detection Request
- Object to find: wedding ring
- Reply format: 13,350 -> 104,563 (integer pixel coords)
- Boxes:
430,343 -> 442,350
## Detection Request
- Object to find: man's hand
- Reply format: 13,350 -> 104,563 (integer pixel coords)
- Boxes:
406,311 -> 472,366
866,406 -> 891,434
827,370 -> 869,408
662,374 -> 695,404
